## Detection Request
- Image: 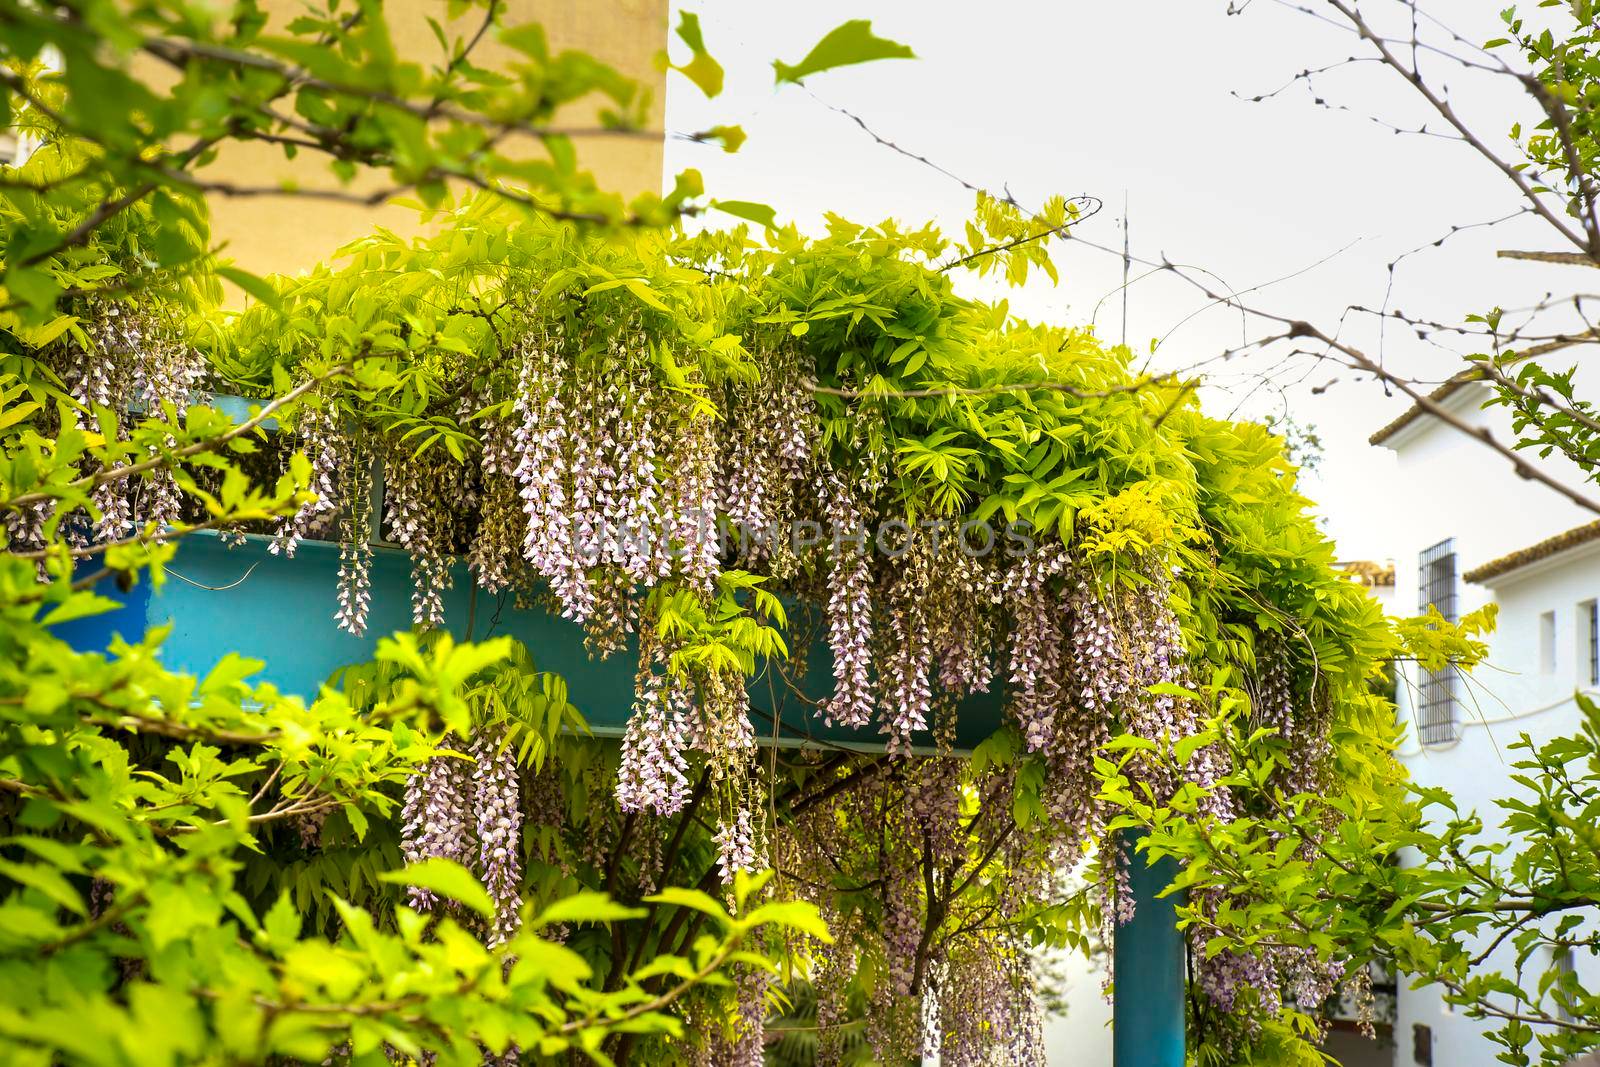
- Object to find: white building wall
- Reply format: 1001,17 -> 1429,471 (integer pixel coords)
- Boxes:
1381,383 -> 1600,1067
1394,550 -> 1600,1067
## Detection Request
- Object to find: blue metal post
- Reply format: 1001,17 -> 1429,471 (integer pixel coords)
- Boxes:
1113,832 -> 1186,1067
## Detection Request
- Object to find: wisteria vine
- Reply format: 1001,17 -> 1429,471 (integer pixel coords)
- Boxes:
21,245 -> 1374,1064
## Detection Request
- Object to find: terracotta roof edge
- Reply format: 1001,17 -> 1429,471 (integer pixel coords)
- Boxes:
1369,371 -> 1486,447
1463,520 -> 1600,584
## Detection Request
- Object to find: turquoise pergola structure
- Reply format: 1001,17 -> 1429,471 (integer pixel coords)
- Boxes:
56,401 -> 1187,1066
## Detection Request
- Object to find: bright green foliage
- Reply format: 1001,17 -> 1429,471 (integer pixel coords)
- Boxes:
202,192 -> 1409,1049
695,210 -> 1394,693
1492,3 -> 1600,238
670,12 -> 724,99
210,194 -> 1398,747
1476,4 -> 1600,476
0,552 -> 822,1064
0,0 -> 677,320
1102,675 -> 1600,1066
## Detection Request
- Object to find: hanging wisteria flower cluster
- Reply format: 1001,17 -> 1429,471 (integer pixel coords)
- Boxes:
615,641 -> 695,816
333,437 -> 374,636
1248,632 -> 1333,796
292,298 -> 1341,1057
772,751 -> 1055,1066
269,400 -> 341,559
400,723 -> 523,942
383,446 -> 469,629
20,298 -> 208,551
878,535 -> 935,755
503,332 -> 711,634
470,727 -> 524,946
399,754 -> 472,911
1190,908 -> 1346,1050
933,940 -> 1048,1067
816,467 -> 874,730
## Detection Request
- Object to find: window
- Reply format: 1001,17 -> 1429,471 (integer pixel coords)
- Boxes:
1412,1022 -> 1433,1066
1584,600 -> 1599,687
1541,611 -> 1557,674
1417,539 -> 1459,744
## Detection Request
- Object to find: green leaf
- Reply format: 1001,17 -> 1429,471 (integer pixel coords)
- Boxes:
4,264 -> 62,312
0,859 -> 85,916
506,937 -> 593,992
16,315 -> 78,350
534,891 -> 646,926
38,591 -> 122,627
697,124 -> 746,153
146,880 -> 223,950
631,953 -> 697,982
671,12 -> 724,97
262,892 -> 301,947
644,886 -> 730,924
622,279 -> 671,312
0,400 -> 42,433
711,200 -> 778,230
218,267 -> 282,309
773,20 -> 915,85
379,859 -> 495,919
744,899 -> 833,942
199,652 -> 265,696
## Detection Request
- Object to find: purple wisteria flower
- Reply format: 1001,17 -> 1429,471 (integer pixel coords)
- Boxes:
512,339 -> 594,622
400,754 -> 472,911
382,450 -> 454,629
713,806 -> 759,884
269,405 -> 341,559
1002,543 -> 1069,751
730,964 -> 769,1067
881,548 -> 934,754
334,441 -> 373,636
667,412 -> 722,595
615,663 -> 694,816
471,728 -> 523,946
818,469 -> 874,728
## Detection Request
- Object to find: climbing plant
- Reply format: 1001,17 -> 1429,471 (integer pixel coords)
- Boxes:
104,192 -> 1410,1062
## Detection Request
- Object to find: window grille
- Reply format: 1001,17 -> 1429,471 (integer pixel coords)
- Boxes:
1417,539 -> 1458,744
1588,601 -> 1598,687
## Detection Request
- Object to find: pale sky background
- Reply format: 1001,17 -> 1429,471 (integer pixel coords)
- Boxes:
659,0 -> 1588,564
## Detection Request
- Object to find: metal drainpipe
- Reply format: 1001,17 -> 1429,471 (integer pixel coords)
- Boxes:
1113,831 -> 1186,1067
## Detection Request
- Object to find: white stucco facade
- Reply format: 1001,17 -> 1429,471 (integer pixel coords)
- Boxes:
1377,381 -> 1600,1067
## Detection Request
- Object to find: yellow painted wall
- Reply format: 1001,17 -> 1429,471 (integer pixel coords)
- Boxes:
203,0 -> 667,280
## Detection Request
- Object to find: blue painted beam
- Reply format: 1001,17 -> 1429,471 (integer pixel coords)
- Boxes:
54,530 -> 1007,750
54,394 -> 1009,751
1113,832 -> 1186,1067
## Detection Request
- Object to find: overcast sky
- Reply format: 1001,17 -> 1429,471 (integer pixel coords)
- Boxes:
659,0 -> 1587,562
